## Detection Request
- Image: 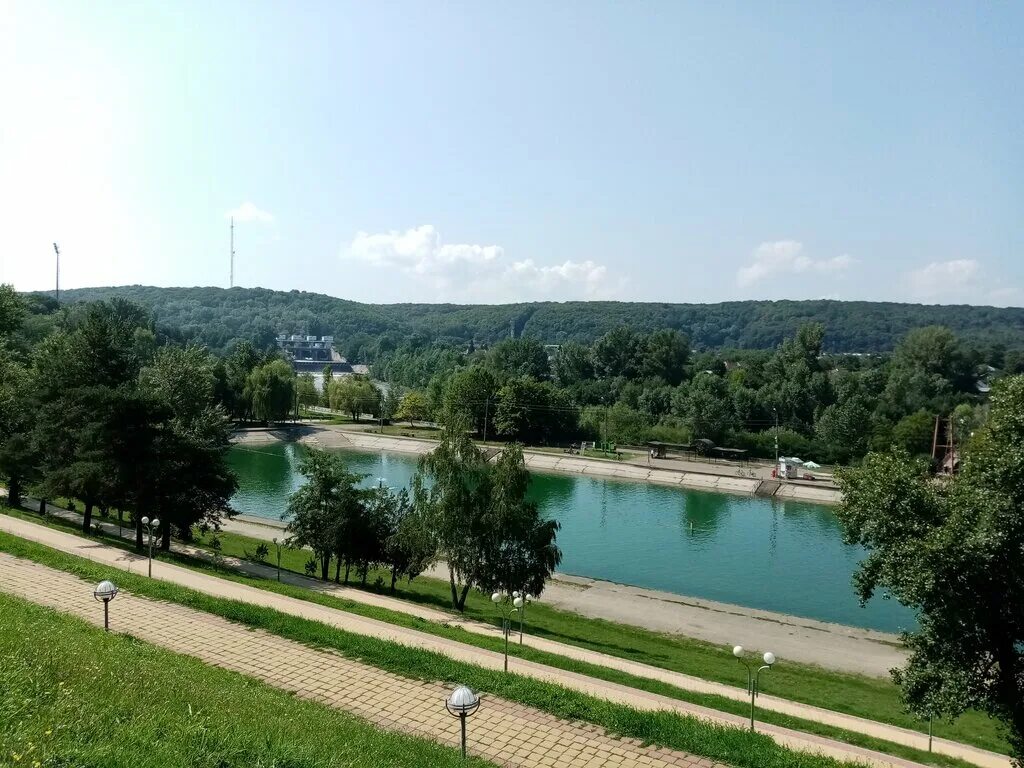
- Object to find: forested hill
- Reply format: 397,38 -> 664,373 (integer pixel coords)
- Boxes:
51,285 -> 1024,358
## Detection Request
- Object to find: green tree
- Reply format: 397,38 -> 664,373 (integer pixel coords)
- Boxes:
476,444 -> 561,598
891,409 -> 936,456
0,348 -> 35,508
394,390 -> 429,427
224,340 -> 263,420
412,413 -> 491,610
375,486 -> 437,591
836,376 -> 1024,760
679,374 -> 735,442
285,449 -> 365,581
296,372 -> 319,409
246,359 -> 296,423
0,284 -> 25,339
551,341 -> 594,387
640,329 -> 690,385
443,365 -> 497,437
140,345 -> 238,550
592,326 -> 642,379
814,396 -> 871,463
328,376 -> 381,421
494,377 -> 576,444
486,337 -> 551,381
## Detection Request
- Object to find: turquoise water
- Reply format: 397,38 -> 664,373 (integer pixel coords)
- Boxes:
229,442 -> 915,632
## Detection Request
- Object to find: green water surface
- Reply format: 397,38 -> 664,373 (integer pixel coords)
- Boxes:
228,442 -> 915,632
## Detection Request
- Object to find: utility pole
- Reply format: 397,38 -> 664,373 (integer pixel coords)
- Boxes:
773,407 -> 779,470
52,243 -> 60,303
229,217 -> 235,288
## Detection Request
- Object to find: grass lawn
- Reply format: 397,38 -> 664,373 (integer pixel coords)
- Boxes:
0,591 -> 491,768
0,521 -> 991,768
198,525 -> 1007,756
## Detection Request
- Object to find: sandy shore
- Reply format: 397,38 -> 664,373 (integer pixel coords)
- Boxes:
234,424 -> 842,504
225,509 -> 904,677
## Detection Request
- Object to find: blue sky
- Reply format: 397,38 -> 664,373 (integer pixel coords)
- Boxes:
2,1 -> 1021,305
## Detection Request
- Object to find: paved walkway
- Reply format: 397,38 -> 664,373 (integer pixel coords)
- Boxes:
236,425 -> 841,503
224,511 -> 905,679
0,512 -> 999,768
0,552 -> 716,768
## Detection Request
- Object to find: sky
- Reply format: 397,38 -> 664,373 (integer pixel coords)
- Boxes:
1,1 -> 1021,306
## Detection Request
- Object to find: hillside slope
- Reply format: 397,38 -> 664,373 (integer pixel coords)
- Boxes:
52,285 -> 1024,357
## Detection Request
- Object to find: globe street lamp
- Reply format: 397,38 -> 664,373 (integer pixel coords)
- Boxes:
512,591 -> 532,645
93,580 -> 118,631
491,592 -> 517,672
733,645 -> 776,730
445,684 -> 481,760
141,516 -> 160,577
272,537 -> 284,582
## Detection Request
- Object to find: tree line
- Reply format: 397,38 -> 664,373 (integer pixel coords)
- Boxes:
285,415 -> 561,609
0,285 -> 561,609
375,322 -> 997,464
49,285 -> 1024,359
0,287 -> 236,548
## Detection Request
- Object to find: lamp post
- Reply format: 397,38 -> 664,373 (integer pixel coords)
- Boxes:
445,684 -> 481,760
512,591 -> 531,645
733,645 -> 776,730
272,537 -> 283,582
491,592 -> 517,672
140,516 -> 160,577
93,580 -> 118,631
773,407 -> 779,472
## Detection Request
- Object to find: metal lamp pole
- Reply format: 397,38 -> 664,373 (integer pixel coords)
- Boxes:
93,580 -> 119,631
272,537 -> 283,582
141,516 -> 160,577
513,592 -> 531,644
491,592 -> 516,672
733,645 -> 776,730
445,685 -> 481,760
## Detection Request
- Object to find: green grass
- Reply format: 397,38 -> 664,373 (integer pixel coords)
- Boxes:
199,527 -> 1006,755
4,503 -> 1009,760
0,526 -> 989,768
0,592 -> 492,768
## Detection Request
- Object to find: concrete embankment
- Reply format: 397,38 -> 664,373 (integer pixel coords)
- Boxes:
238,425 -> 842,504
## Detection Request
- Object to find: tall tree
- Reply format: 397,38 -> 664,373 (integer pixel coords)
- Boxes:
285,449 -> 365,581
140,345 -> 238,549
443,365 -> 497,437
640,329 -> 690,385
246,359 -> 296,423
476,444 -> 561,598
413,413 -> 491,611
836,375 -> 1024,761
486,337 -> 551,381
394,390 -> 429,427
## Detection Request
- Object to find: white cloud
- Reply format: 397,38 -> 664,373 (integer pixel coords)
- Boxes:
737,241 -> 855,287
504,259 -> 611,298
349,225 -> 501,277
907,259 -> 980,301
226,202 -> 275,224
344,225 -> 620,301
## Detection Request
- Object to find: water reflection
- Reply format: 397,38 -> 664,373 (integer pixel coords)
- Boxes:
228,443 -> 917,633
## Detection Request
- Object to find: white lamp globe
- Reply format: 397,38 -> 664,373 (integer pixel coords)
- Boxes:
491,592 -> 501,604
513,596 -> 524,609
512,591 -> 520,598
763,651 -> 776,666
93,580 -> 118,601
141,516 -> 150,525
732,645 -> 744,658
152,518 -> 160,528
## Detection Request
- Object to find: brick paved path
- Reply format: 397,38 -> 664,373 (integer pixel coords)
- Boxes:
1,513 -> 987,768
0,551 -> 718,768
